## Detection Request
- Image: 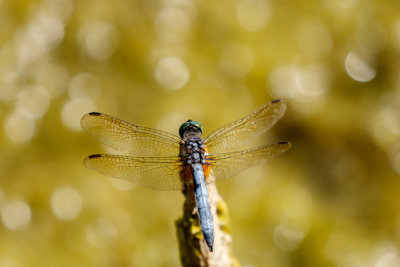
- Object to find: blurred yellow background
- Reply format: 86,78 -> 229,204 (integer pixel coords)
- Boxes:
1,0 -> 400,266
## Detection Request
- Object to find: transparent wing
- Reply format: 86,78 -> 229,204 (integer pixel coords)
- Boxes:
81,112 -> 181,157
204,100 -> 286,154
206,142 -> 291,183
84,154 -> 183,191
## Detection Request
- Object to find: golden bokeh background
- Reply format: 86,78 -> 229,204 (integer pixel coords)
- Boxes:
1,0 -> 400,266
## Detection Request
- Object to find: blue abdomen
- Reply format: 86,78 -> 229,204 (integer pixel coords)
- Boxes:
192,163 -> 214,252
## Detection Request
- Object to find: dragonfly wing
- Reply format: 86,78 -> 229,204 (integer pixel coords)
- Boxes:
84,154 -> 183,191
206,141 -> 291,183
204,100 -> 286,154
81,113 -> 181,157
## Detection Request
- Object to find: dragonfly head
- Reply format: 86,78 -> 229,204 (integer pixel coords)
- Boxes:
179,120 -> 203,138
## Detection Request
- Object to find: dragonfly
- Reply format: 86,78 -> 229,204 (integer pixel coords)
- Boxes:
81,99 -> 291,252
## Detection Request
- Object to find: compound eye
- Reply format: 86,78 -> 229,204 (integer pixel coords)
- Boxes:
179,120 -> 203,137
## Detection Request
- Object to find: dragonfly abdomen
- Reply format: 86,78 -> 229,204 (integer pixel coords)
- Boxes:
192,163 -> 214,252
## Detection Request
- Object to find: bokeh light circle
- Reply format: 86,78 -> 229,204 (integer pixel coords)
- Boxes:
154,56 -> 190,90
68,72 -> 102,100
273,223 -> 305,251
4,110 -> 36,144
344,51 -> 376,82
61,98 -> 97,131
86,217 -> 118,249
16,85 -> 50,119
77,22 -> 120,61
155,7 -> 191,43
51,186 -> 82,221
1,200 -> 31,231
237,0 -> 270,32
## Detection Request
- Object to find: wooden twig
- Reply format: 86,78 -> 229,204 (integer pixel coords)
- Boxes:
175,174 -> 241,267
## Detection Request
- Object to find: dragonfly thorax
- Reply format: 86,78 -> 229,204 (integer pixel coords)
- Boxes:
179,120 -> 207,165
180,138 -> 207,165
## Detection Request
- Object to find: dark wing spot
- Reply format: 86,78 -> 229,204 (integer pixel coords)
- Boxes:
88,154 -> 102,158
278,141 -> 289,145
271,99 -> 281,103
89,112 -> 102,116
